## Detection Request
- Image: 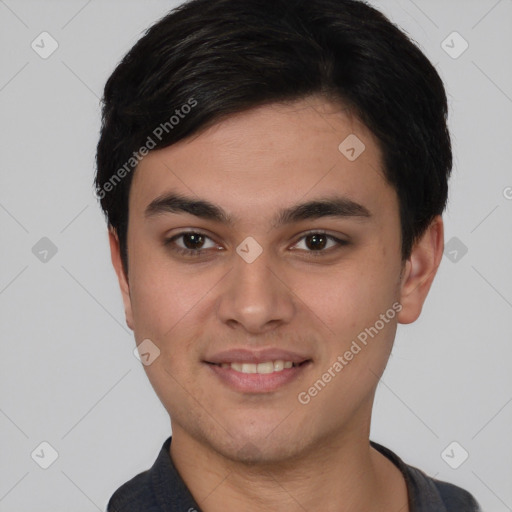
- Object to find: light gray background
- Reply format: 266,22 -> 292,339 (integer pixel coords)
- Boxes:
1,0 -> 511,510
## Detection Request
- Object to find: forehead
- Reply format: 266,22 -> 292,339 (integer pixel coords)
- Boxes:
130,96 -> 395,224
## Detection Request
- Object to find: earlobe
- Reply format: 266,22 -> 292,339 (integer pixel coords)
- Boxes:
108,228 -> 134,330
397,216 -> 444,324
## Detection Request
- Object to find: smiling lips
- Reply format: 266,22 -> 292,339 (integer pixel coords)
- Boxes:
205,349 -> 312,392
220,360 -> 295,374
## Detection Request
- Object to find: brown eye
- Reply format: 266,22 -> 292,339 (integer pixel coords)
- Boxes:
304,233 -> 328,250
180,233 -> 206,250
292,232 -> 348,256
164,231 -> 219,257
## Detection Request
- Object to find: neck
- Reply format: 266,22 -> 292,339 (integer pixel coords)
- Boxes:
169,413 -> 409,512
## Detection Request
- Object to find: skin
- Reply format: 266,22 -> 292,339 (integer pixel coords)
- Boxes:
109,95 -> 444,512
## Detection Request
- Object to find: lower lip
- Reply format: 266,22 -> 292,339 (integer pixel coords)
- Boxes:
206,362 -> 311,393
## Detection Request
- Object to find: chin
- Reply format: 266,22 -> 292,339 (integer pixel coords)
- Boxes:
209,424 -> 309,465
225,439 -> 300,465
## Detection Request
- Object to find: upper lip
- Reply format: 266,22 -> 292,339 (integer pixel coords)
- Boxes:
205,348 -> 311,365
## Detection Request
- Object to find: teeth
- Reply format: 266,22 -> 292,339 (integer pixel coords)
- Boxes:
241,363 -> 257,374
221,360 -> 297,374
257,362 -> 274,374
231,362 -> 243,372
273,360 -> 284,371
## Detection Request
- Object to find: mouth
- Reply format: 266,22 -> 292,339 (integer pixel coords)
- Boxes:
207,360 -> 309,374
203,351 -> 312,393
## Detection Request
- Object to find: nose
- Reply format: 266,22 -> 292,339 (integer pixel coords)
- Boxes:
216,249 -> 296,335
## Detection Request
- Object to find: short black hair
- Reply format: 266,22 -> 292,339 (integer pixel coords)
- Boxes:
95,0 -> 452,274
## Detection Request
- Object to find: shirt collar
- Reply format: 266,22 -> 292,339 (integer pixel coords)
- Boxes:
133,436 -> 449,512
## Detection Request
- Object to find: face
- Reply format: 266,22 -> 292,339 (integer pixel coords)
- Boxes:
110,96 -> 442,463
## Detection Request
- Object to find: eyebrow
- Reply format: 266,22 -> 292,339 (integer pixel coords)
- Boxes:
145,192 -> 371,227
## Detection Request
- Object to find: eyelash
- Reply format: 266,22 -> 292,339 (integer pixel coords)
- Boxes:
164,230 -> 348,258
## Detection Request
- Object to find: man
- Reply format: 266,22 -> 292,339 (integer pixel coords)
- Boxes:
95,0 -> 482,510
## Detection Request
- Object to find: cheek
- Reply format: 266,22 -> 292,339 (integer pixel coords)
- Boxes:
127,259 -> 210,401
126,238 -> 216,336
293,253 -> 399,335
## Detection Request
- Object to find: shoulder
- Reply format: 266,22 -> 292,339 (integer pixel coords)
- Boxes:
107,468 -> 159,512
401,459 -> 482,511
107,436 -> 200,512
431,478 -> 482,511
370,441 -> 482,512
107,437 -> 174,511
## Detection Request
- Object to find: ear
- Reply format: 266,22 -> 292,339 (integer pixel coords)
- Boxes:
108,227 -> 134,330
397,215 -> 444,324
